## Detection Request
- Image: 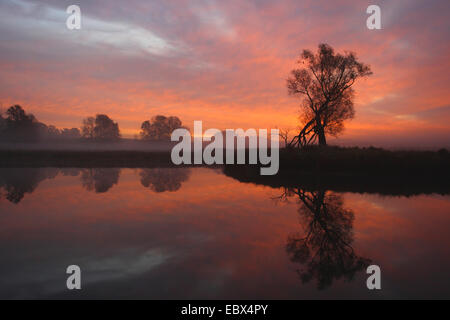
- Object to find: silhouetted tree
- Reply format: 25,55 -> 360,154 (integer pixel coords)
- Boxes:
45,125 -> 60,139
140,168 -> 191,192
5,105 -> 33,123
42,125 -> 82,141
276,188 -> 370,289
81,114 -> 120,141
278,128 -> 292,147
140,115 -> 185,141
81,168 -> 120,193
1,105 -> 40,141
82,117 -> 95,139
61,128 -> 81,139
287,44 -> 372,147
94,115 -> 120,141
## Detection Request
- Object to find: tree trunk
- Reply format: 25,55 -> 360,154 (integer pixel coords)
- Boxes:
318,128 -> 326,146
315,116 -> 327,146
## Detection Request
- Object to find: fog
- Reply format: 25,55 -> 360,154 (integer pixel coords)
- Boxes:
0,139 -> 175,152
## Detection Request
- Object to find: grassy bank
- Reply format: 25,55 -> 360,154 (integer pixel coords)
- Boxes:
0,150 -> 176,168
223,146 -> 450,196
1,147 -> 449,195
276,146 -> 450,173
223,165 -> 450,196
0,146 -> 449,172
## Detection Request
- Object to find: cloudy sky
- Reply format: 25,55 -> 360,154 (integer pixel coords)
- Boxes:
0,0 -> 449,147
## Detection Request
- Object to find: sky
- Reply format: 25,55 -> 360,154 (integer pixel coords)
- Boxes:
0,0 -> 449,148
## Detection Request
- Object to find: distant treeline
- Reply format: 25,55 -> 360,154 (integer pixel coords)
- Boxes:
0,167 -> 191,204
0,105 -> 185,142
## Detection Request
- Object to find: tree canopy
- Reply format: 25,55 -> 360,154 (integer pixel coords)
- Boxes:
287,44 -> 372,147
81,114 -> 121,141
140,115 -> 185,141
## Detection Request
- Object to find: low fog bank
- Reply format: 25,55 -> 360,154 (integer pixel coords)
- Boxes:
2,139 -> 448,152
0,139 -> 176,152
330,131 -> 450,151
0,136 -> 277,152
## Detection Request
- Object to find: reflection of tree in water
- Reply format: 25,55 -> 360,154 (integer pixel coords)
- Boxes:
140,168 -> 190,193
277,188 -> 370,290
81,168 -> 120,193
0,167 -> 188,201
0,168 -> 58,204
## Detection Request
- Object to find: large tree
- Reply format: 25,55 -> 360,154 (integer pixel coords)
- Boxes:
140,115 -> 185,141
287,44 -> 372,147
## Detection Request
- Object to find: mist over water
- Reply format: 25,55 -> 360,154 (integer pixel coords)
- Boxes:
0,140 -> 175,152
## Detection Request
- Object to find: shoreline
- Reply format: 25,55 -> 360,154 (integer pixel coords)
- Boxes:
0,146 -> 448,170
0,147 -> 449,196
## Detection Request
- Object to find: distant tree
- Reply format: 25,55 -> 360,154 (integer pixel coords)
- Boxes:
5,105 -> 34,123
41,126 -> 81,141
60,128 -> 81,139
287,44 -> 372,147
1,105 -> 84,142
2,105 -> 40,141
81,117 -> 95,139
81,114 -> 120,141
140,115 -> 185,141
94,115 -> 120,141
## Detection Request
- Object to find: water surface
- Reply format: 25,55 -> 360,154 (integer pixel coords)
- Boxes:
0,167 -> 449,299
